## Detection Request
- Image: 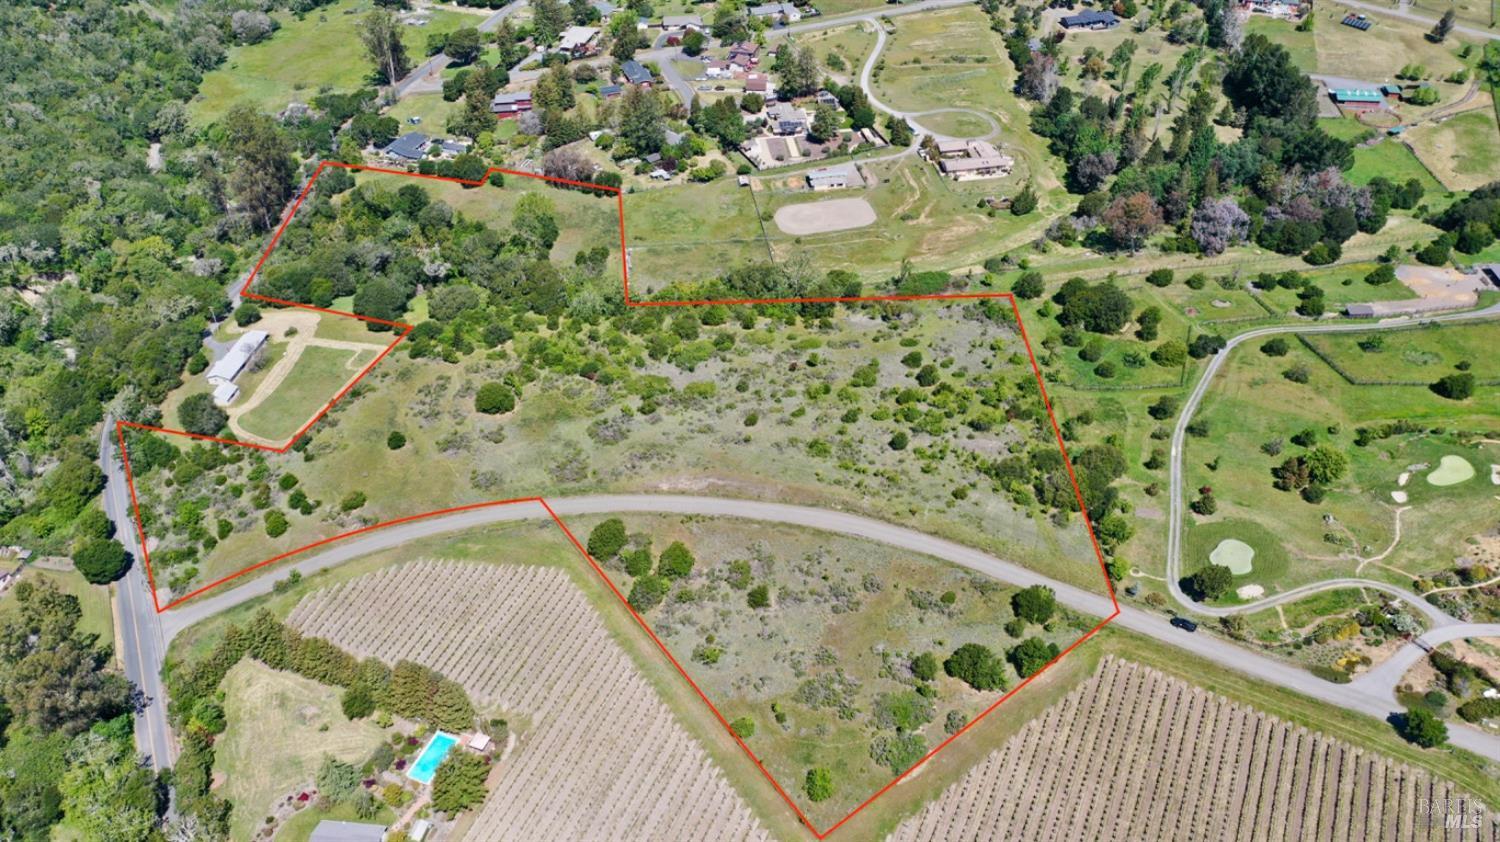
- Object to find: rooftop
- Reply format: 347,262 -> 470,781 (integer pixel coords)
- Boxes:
559,25 -> 600,50
382,132 -> 429,160
621,59 -> 652,85
1060,9 -> 1119,27
307,820 -> 386,842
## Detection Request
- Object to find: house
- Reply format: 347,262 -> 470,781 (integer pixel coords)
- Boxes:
705,60 -> 732,79
559,25 -> 601,57
750,2 -> 802,23
590,0 -> 616,20
815,90 -> 839,108
381,132 -> 430,161
491,90 -> 534,117
660,13 -> 706,31
211,381 -> 240,407
806,164 -> 853,190
1329,88 -> 1385,111
935,139 -> 1015,181
727,42 -> 760,67
738,175 -> 751,187
1345,303 -> 1377,317
1059,9 -> 1119,29
598,83 -> 623,99
437,138 -> 469,157
307,820 -> 386,842
206,330 -> 269,387
621,59 -> 654,86
1341,13 -> 1373,30
769,102 -> 809,135
744,72 -> 771,95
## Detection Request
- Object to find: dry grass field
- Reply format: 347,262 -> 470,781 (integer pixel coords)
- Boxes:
287,559 -> 770,842
887,657 -> 1500,841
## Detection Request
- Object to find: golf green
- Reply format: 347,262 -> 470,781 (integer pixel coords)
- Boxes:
1426,454 -> 1476,487
1210,538 -> 1256,575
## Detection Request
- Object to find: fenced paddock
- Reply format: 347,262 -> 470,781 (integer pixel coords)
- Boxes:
888,657 -> 1499,842
288,560 -> 768,842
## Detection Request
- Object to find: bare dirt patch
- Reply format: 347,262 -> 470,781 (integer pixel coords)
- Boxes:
773,197 -> 877,235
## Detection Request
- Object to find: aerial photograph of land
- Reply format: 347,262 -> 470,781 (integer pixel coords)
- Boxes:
4,0 -> 1500,839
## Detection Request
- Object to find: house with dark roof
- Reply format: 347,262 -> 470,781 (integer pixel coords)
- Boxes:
1059,9 -> 1119,29
382,132 -> 430,161
769,102 -> 809,135
491,90 -> 534,117
598,83 -> 623,99
590,0 -> 617,20
621,60 -> 653,86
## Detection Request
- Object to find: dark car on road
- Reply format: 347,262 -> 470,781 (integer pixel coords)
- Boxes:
1170,617 -> 1198,632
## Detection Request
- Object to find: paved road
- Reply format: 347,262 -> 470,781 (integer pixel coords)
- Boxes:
394,2 -> 526,98
853,19 -> 999,141
1165,302 -> 1500,616
99,419 -> 176,771
1334,0 -> 1499,42
1354,623 -> 1500,701
151,493 -> 1500,761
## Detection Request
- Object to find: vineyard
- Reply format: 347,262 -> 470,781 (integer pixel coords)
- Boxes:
888,657 -> 1500,842
287,560 -> 769,842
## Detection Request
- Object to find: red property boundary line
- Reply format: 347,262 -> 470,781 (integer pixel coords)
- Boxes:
117,160 -> 1121,839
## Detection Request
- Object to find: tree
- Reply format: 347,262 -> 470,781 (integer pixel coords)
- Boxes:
1010,181 -> 1038,215
1097,192 -> 1162,255
341,684 -> 375,720
657,541 -> 696,579
730,716 -> 755,737
431,752 -> 490,813
1008,637 -> 1060,678
618,84 -> 666,154
911,652 -> 939,682
73,538 -> 128,585
1055,281 -> 1133,334
1011,585 -> 1056,625
609,10 -> 643,61
804,767 -> 834,802
1222,33 -> 1316,126
1186,564 -> 1233,601
316,755 -> 360,804
222,106 -> 296,232
444,27 -> 482,64
1304,445 -> 1349,485
682,28 -> 707,56
360,10 -> 411,85
775,42 -> 820,98
1147,394 -> 1180,419
178,392 -> 227,436
1396,706 -> 1448,747
1260,337 -> 1289,356
886,115 -> 913,147
532,0 -> 569,44
1012,271 -> 1044,299
1430,9 -> 1456,42
747,584 -> 770,609
943,643 -> 1006,691
57,732 -> 159,842
474,382 -> 516,414
1190,197 -> 1250,256
587,518 -> 628,560
387,431 -> 406,450
264,509 -> 288,537
809,105 -> 839,143
1432,372 -> 1475,400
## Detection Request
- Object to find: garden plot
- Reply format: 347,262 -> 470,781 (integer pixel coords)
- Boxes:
888,657 -> 1500,842
288,559 -> 770,842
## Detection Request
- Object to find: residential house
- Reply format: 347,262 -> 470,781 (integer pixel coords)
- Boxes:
381,132 -> 430,161
660,13 -> 706,31
744,72 -> 771,95
212,381 -> 240,406
935,139 -> 1015,181
590,0 -> 617,20
705,60 -> 733,79
750,2 -> 802,24
559,25 -> 601,57
491,90 -> 534,117
769,102 -> 809,135
598,83 -> 623,99
1059,9 -> 1119,29
621,59 -> 654,87
664,128 -> 686,147
206,330 -> 269,387
727,42 -> 760,67
437,138 -> 469,157
814,90 -> 839,108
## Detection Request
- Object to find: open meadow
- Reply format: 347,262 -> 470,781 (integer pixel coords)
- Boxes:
1405,108 -> 1500,191
190,0 -> 474,124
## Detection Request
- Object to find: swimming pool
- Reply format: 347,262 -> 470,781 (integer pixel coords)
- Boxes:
407,731 -> 459,785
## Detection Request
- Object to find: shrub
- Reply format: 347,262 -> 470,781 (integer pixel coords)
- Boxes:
627,575 -> 670,611
944,709 -> 968,735
341,685 -> 375,720
1012,271 -> 1045,299
1008,637 -> 1060,678
474,382 -> 515,414
889,431 -> 909,450
431,752 -> 490,813
73,537 -> 129,584
730,717 -> 756,738
1150,340 -> 1187,367
804,768 -> 834,802
340,491 -> 367,512
264,509 -> 289,538
911,652 -> 939,682
1145,269 -> 1174,287
387,431 -> 406,449
587,518 -> 628,560
657,541 -> 696,579
1395,706 -> 1447,747
1094,361 -> 1117,378
1011,585 -> 1056,624
747,584 -> 771,609
1147,395 -> 1179,420
1432,372 -> 1475,400
1364,264 -> 1396,285
1260,337 -> 1289,356
944,643 -> 1006,691
1457,698 -> 1500,723
1283,364 -> 1311,383
234,303 -> 262,326
622,548 -> 653,577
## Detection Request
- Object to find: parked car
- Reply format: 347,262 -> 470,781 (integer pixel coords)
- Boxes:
1170,617 -> 1198,633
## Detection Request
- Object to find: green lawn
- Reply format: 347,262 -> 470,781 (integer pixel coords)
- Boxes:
1348,139 -> 1447,194
1182,518 -> 1293,597
384,92 -> 459,134
1248,15 -> 1316,71
1406,108 -> 1500,191
215,660 -> 388,841
1304,322 -> 1500,383
0,566 -> 113,650
191,0 -> 474,124
238,345 -> 372,443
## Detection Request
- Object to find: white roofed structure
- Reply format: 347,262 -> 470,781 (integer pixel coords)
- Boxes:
206,330 -> 269,386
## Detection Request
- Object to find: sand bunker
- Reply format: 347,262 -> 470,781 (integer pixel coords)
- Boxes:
1491,464 -> 1499,485
1210,538 -> 1256,575
1391,490 -> 1408,503
1236,584 -> 1265,599
1397,471 -> 1410,487
1427,454 -> 1476,486
773,197 -> 877,235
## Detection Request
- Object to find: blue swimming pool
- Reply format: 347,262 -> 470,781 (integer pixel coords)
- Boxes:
407,731 -> 459,785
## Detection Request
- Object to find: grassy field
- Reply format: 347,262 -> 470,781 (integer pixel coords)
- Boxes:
1311,4 -> 1469,90
1304,322 -> 1500,382
1182,330 -> 1500,594
1405,106 -> 1500,191
214,659 -> 387,841
1348,138 -> 1448,194
1410,0 -> 1498,29
237,345 -> 374,443
1182,518 -> 1293,596
383,91 -> 459,134
191,0 -> 473,124
801,22 -> 879,83
1249,15 -> 1315,71
0,566 -> 113,649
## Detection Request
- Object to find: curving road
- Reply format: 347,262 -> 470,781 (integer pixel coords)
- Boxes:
147,492 -> 1500,761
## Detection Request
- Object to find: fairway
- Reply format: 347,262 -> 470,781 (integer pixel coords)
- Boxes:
237,344 -> 374,443
1210,538 -> 1256,575
1427,454 -> 1476,486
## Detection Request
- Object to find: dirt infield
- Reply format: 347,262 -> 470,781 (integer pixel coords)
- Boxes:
773,197 -> 877,235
